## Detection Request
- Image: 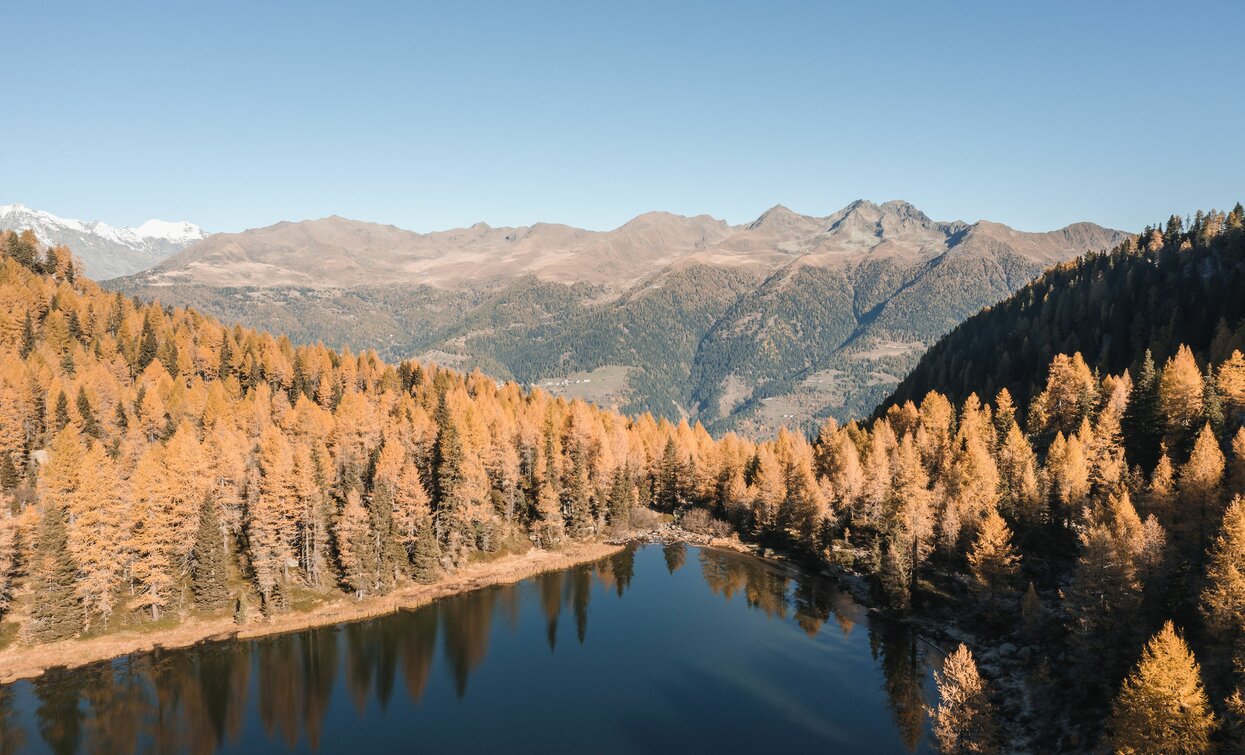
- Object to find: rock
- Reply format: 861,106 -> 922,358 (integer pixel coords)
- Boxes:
1016,646 -> 1033,664
998,643 -> 1018,657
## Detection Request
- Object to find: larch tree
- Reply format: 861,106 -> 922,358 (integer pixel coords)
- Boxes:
391,460 -> 432,560
291,441 -> 328,586
1107,621 -> 1215,755
881,434 -> 933,608
929,643 -> 998,755
161,423 -> 209,576
966,508 -> 1020,611
336,489 -> 375,598
68,441 -> 126,628
251,426 -> 298,608
858,422 -> 894,530
1029,352 -> 1096,440
1159,345 -> 1205,452
1199,495 -> 1245,643
1229,427 -> 1245,498
1147,450 -> 1177,529
1218,350 -> 1245,425
1179,424 -> 1225,556
128,444 -> 179,620
1045,431 -> 1090,527
778,447 -> 826,549
997,422 -> 1041,525
367,435 -> 407,589
0,511 -> 15,618
749,447 -> 785,539
1062,514 -> 1143,674
823,427 -> 864,518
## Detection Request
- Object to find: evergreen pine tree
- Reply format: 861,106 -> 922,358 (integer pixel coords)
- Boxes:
606,468 -> 632,527
411,522 -> 442,584
29,503 -> 83,642
19,313 -> 35,359
1020,582 -> 1043,641
565,451 -> 593,539
138,317 -> 158,370
75,387 -> 98,438
52,391 -> 70,433
657,437 -> 683,511
1124,350 -> 1163,471
0,454 -> 17,491
191,501 -> 230,611
1180,424 -> 1226,558
1203,366 -> 1225,438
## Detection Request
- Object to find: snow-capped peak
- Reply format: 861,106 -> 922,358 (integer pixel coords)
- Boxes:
0,202 -> 208,279
133,219 -> 206,243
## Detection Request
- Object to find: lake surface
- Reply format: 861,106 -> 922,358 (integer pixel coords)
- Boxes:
0,545 -> 939,754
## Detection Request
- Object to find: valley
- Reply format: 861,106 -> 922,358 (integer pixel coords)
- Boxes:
111,200 -> 1126,434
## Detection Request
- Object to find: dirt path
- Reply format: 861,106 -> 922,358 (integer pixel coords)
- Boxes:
0,541 -> 622,685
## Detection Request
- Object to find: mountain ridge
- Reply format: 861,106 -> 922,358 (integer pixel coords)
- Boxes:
110,200 -> 1129,433
127,200 -> 1124,292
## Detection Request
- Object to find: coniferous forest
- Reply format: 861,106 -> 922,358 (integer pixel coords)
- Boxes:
1,208 -> 1244,752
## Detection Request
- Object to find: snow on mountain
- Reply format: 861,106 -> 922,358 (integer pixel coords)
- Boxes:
0,203 -> 207,279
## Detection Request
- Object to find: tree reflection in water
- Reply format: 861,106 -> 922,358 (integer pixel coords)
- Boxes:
2,545 -> 937,753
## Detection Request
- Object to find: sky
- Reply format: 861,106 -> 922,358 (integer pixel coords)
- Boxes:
4,0 -> 1242,235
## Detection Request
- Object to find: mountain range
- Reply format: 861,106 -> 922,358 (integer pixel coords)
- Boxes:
0,203 -> 207,279
111,200 -> 1127,433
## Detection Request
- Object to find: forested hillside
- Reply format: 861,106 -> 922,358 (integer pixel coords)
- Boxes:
4,217 -> 1245,750
111,201 -> 1125,434
886,205 -> 1245,426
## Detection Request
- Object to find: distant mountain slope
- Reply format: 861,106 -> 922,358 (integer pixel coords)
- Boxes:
114,201 -> 1127,432
882,205 -> 1245,414
0,204 -> 206,279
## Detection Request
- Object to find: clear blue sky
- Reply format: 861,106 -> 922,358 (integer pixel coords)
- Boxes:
4,0 -> 1242,234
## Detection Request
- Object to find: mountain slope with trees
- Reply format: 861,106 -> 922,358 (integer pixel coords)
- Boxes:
3,214 -> 1245,750
110,201 -> 1126,433
885,205 -> 1245,427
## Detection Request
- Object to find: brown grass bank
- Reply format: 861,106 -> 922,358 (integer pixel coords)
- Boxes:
0,541 -> 622,685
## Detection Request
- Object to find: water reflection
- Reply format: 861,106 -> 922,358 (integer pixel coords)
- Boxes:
1,546 -> 938,754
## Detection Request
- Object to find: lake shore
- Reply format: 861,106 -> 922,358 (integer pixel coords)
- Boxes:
0,540 -> 623,685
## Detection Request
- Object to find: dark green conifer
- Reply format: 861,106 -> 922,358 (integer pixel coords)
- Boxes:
75,387 -> 98,438
191,501 -> 230,611
19,313 -> 35,359
52,391 -> 71,433
1203,366 -> 1225,438
0,453 -> 17,490
565,452 -> 593,539
657,437 -> 683,511
1123,350 -> 1163,470
607,468 -> 632,527
138,317 -> 158,370
411,523 -> 442,584
30,503 -> 83,642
